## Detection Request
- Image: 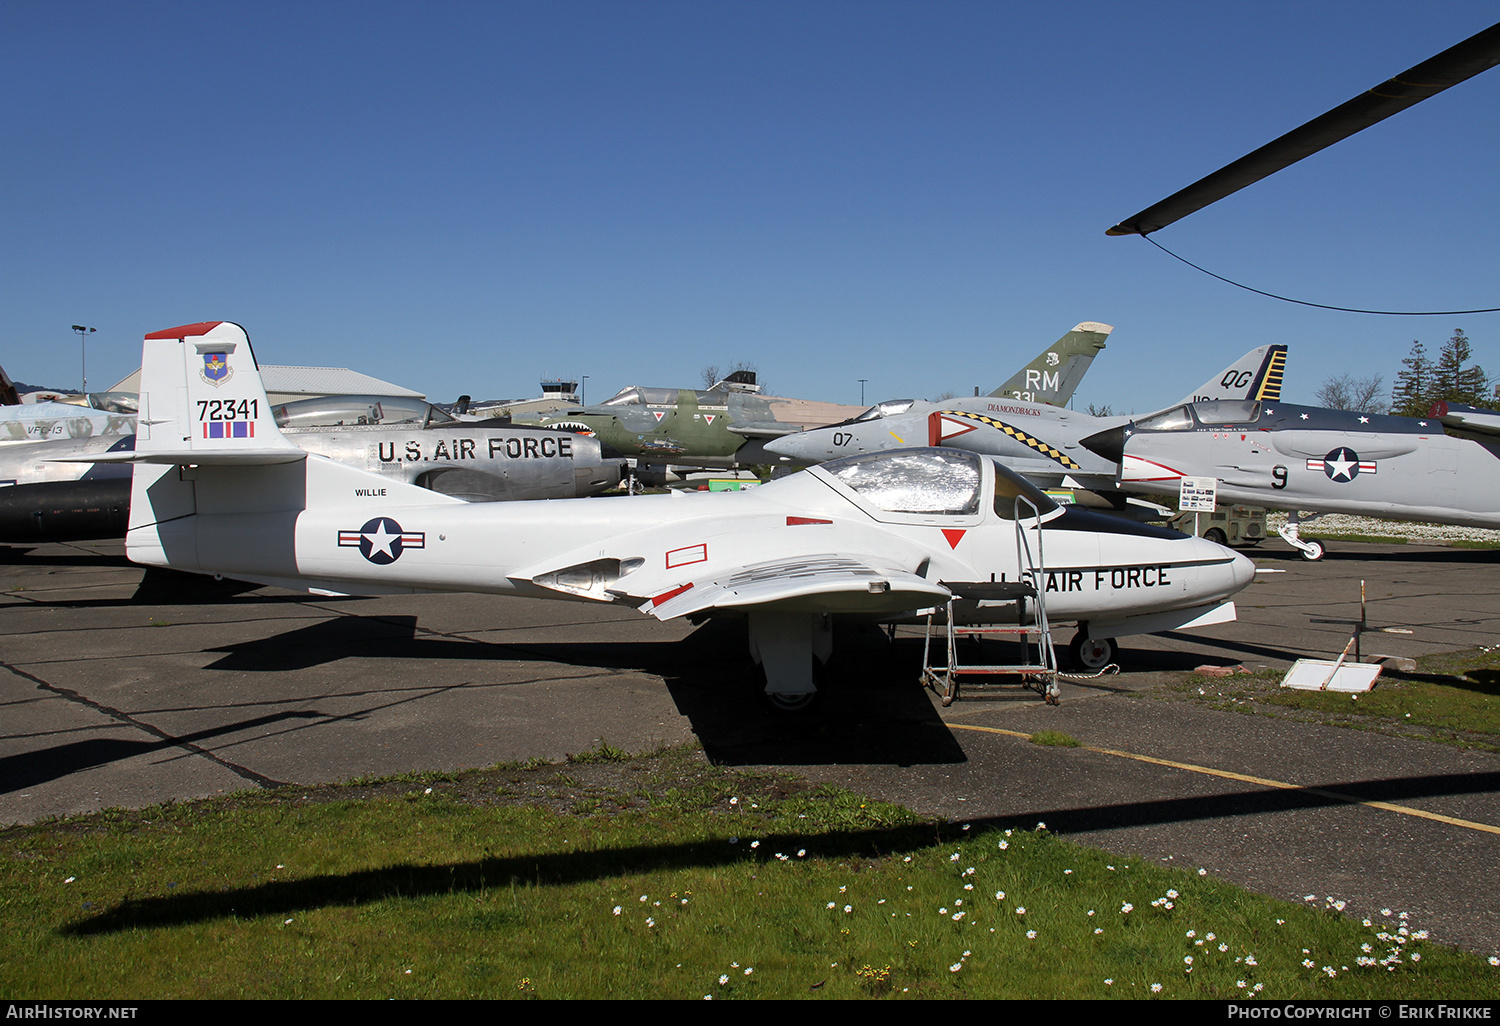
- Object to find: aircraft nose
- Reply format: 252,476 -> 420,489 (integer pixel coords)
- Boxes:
1186,535 -> 1255,600
1229,548 -> 1255,592
1079,424 -> 1127,464
765,433 -> 820,460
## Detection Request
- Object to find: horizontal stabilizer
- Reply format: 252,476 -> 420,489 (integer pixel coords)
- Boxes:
1430,401 -> 1500,438
50,449 -> 305,466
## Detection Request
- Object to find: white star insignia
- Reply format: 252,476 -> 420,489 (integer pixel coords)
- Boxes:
1326,453 -> 1356,480
363,522 -> 399,559
1359,416 -> 1369,424
1300,413 -> 1309,420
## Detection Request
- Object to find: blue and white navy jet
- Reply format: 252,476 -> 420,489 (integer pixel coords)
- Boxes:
1082,399 -> 1500,559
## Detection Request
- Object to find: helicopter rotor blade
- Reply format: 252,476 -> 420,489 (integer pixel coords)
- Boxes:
1107,21 -> 1500,238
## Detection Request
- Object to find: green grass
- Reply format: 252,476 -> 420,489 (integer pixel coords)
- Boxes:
1029,730 -> 1082,748
1165,648 -> 1500,752
1,750 -> 1494,999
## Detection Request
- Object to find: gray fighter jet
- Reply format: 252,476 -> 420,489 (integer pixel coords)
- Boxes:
1081,399 -> 1500,560
765,346 -> 1286,514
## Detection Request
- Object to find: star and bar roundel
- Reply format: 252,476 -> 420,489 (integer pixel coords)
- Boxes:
1306,447 -> 1376,483
338,517 -> 426,564
930,410 -> 1082,470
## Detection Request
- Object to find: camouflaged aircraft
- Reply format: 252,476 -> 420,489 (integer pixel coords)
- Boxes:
88,320 -> 1255,707
509,322 -> 1113,473
3,365 -> 624,544
1080,398 -> 1500,561
764,345 -> 1287,514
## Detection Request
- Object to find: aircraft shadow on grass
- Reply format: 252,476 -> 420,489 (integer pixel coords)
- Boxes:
59,767 -> 1500,938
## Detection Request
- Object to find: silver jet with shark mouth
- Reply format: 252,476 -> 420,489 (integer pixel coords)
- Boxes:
91,320 -> 1255,708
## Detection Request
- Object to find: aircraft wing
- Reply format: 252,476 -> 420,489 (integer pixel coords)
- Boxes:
1430,402 -> 1500,439
630,554 -> 951,621
725,421 -> 801,438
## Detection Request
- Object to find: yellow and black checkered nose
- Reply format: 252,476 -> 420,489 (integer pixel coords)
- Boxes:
931,411 -> 1082,469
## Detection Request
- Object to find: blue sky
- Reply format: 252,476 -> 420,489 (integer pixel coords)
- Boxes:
4,1 -> 1496,413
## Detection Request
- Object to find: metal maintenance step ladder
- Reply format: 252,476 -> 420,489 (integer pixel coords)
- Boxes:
920,496 -> 1060,706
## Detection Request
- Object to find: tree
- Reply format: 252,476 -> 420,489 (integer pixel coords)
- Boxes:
1389,330 -> 1494,416
1316,373 -> 1387,414
701,361 -> 760,390
1433,328 -> 1489,407
1389,340 -> 1431,417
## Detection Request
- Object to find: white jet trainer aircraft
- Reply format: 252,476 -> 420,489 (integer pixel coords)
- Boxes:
97,322 -> 1255,707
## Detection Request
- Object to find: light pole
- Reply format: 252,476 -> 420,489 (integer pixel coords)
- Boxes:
581,375 -> 589,406
72,325 -> 96,393
858,378 -> 867,405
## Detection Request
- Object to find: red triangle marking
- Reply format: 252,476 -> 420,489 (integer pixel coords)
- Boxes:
942,528 -> 966,549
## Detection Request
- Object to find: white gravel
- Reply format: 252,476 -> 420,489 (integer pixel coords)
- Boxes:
1265,512 -> 1500,545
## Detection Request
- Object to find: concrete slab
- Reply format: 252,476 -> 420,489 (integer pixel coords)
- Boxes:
1,536 -> 1497,955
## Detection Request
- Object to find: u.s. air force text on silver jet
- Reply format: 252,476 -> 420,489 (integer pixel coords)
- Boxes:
3,386 -> 624,543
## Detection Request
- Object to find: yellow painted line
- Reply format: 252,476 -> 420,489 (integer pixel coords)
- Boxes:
888,431 -> 905,443
947,721 -> 1500,835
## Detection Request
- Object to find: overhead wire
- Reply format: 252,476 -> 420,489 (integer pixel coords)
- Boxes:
1141,233 -> 1500,316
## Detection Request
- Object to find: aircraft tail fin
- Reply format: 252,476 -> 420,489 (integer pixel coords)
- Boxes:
0,365 -> 18,406
133,321 -> 306,465
1173,344 -> 1287,406
989,322 -> 1111,405
125,321 -> 459,575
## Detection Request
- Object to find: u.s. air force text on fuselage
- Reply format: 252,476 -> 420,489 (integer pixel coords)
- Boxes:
371,433 -> 577,465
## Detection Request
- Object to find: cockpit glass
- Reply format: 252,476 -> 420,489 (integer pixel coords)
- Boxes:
87,392 -> 139,414
272,395 -> 435,429
1133,406 -> 1195,432
600,386 -> 678,407
1193,400 -> 1261,425
853,399 -> 915,423
600,387 -> 643,407
824,449 -> 981,515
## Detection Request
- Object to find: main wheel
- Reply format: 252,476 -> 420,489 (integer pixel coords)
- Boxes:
1299,540 -> 1326,561
1069,632 -> 1116,671
766,691 -> 817,712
